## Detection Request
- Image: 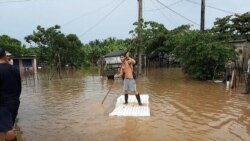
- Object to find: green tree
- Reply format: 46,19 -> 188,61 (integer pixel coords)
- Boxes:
83,37 -> 128,64
63,34 -> 84,68
130,21 -> 169,59
231,12 -> 250,40
213,12 -> 250,40
25,25 -> 62,65
174,30 -> 235,80
0,35 -> 23,56
213,16 -> 232,33
164,25 -> 191,54
25,25 -> 84,68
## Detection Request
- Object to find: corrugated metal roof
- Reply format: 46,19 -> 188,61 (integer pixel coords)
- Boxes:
104,50 -> 126,57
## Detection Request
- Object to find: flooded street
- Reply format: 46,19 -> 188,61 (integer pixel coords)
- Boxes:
14,68 -> 250,141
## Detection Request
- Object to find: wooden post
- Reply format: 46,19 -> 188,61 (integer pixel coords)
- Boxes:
137,0 -> 143,77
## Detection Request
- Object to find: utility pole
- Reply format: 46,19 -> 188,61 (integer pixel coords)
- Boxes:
137,0 -> 142,77
200,0 -> 205,31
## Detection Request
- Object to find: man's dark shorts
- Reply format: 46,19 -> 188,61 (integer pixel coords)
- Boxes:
0,107 -> 14,132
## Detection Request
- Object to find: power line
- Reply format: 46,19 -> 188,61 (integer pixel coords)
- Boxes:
79,0 -> 126,37
165,0 -> 185,7
0,0 -> 31,4
149,0 -> 179,27
62,0 -> 117,26
186,0 -> 238,15
154,0 -> 200,26
145,0 -> 184,12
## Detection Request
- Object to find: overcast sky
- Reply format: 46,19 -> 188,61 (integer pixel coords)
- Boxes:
0,0 -> 249,45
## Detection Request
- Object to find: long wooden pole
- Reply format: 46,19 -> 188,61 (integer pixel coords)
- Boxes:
101,80 -> 115,104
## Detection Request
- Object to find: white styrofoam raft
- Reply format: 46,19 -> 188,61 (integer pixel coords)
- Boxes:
109,94 -> 150,117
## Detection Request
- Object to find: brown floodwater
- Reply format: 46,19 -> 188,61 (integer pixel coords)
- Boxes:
9,68 -> 250,141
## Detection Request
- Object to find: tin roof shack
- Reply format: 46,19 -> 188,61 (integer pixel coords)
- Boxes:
229,39 -> 250,71
12,56 -> 37,78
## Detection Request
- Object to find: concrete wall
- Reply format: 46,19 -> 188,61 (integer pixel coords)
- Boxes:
231,40 -> 250,71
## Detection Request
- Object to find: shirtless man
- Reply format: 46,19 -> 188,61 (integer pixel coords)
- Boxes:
114,53 -> 142,105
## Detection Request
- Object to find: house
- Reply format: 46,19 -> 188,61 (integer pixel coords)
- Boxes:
12,56 -> 37,77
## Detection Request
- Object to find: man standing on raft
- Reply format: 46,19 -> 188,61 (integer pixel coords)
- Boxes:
114,53 -> 142,105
